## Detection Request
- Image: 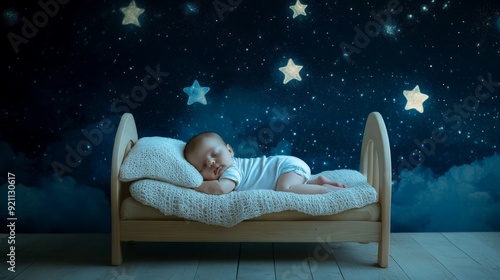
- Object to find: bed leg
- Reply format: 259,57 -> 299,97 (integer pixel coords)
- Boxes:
377,232 -> 390,268
112,237 -> 123,265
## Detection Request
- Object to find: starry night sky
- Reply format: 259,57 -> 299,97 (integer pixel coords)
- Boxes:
1,0 -> 499,233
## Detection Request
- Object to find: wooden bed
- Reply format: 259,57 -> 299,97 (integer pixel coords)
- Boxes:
110,112 -> 392,267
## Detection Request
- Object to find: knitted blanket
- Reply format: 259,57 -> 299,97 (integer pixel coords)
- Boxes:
129,169 -> 377,227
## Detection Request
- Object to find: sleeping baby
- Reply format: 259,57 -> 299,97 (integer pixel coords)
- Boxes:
183,132 -> 347,195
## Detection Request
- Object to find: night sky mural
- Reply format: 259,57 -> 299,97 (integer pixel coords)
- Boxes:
1,0 -> 499,233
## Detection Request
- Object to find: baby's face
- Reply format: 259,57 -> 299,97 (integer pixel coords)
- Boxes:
186,137 -> 234,181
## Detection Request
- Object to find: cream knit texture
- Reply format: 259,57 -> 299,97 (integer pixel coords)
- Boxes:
119,137 -> 202,188
130,169 -> 377,227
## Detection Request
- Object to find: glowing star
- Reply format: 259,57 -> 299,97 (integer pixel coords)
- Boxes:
120,0 -> 145,27
403,85 -> 429,113
289,0 -> 307,18
183,80 -> 210,105
279,59 -> 303,84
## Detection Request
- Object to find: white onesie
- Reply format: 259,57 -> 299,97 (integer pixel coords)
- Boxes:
219,155 -> 311,191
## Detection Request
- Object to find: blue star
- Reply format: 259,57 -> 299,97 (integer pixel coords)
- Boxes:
183,80 -> 210,105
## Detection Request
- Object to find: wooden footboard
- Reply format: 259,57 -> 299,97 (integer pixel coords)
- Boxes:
360,112 -> 392,267
110,112 -> 391,267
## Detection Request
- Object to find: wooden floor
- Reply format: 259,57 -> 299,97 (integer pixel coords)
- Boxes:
1,232 -> 499,280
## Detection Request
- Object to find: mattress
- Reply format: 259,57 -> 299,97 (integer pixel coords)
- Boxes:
120,196 -> 380,222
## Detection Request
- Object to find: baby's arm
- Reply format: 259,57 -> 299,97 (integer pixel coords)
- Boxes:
195,179 -> 236,195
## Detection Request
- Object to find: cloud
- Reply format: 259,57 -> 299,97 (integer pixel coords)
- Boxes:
0,175 -> 110,233
392,154 -> 500,232
0,140 -> 110,233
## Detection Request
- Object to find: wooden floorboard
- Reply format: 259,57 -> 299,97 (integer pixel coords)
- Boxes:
237,243 -> 274,280
304,242 -> 344,280
330,241 -> 409,280
473,232 -> 500,251
194,242 -> 240,280
10,234 -> 110,280
1,234 -> 52,277
273,242 -> 313,280
390,233 -> 456,280
411,233 -> 499,280
123,242 -> 203,279
1,233 -> 499,280
443,232 -> 500,271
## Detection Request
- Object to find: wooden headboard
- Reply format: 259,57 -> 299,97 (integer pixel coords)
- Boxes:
111,113 -> 138,242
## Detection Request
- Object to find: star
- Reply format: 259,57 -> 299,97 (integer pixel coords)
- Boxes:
183,80 -> 210,105
289,0 -> 308,18
403,85 -> 429,113
279,59 -> 303,84
120,0 -> 145,27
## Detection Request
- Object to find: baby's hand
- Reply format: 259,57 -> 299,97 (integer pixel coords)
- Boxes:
311,175 -> 347,189
330,182 -> 347,189
195,179 -> 236,195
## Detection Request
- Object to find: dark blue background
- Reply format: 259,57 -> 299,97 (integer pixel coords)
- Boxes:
1,0 -> 499,233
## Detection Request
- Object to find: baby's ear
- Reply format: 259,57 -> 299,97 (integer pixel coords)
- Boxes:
226,144 -> 234,156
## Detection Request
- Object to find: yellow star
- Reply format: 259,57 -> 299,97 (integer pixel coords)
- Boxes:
120,0 -> 145,27
403,85 -> 429,113
279,59 -> 303,84
289,0 -> 308,18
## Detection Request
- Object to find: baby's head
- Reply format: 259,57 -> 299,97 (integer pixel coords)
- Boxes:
184,132 -> 234,181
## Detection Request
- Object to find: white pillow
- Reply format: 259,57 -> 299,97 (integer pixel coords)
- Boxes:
119,137 -> 202,188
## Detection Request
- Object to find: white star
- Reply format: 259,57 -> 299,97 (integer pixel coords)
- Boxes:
279,59 -> 303,84
183,80 -> 210,105
120,0 -> 145,27
403,85 -> 429,113
289,0 -> 308,18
